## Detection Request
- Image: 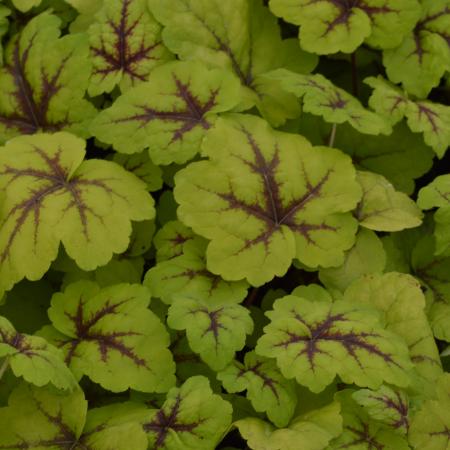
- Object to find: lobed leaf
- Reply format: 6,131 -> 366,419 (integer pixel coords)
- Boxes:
153,220 -> 197,262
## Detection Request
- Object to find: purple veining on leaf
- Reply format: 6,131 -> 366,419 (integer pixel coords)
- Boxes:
238,361 -> 280,401
343,422 -> 384,450
369,391 -> 409,431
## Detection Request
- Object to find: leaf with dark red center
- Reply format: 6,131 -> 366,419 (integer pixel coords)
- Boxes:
218,351 -> 297,427
88,0 -> 173,96
383,0 -> 450,98
90,60 -> 240,165
167,296 -> 253,370
0,315 -> 76,390
269,0 -> 420,54
268,70 -> 391,135
0,13 -> 96,143
366,76 -> 450,157
409,374 -> 450,450
0,132 -> 154,296
175,114 -> 361,286
38,281 -> 176,393
255,295 -> 412,393
330,390 -> 410,450
0,382 -> 149,450
149,0 -> 318,126
353,386 -> 410,435
142,376 -> 232,450
145,232 -> 249,304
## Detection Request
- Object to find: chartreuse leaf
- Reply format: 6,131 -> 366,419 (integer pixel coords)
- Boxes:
88,0 -> 173,95
91,60 -> 240,165
39,281 -> 176,393
319,229 -> 386,293
235,399 -> 342,450
352,386 -> 410,434
271,0 -> 420,54
11,0 -> 41,12
167,295 -> 253,370
344,273 -> 443,392
175,114 -> 361,286
145,234 -> 249,304
0,382 -> 149,450
383,0 -> 450,98
268,70 -> 391,135
256,294 -> 412,393
149,0 -> 318,126
0,132 -> 154,295
355,171 -> 423,231
153,220 -> 196,262
409,374 -> 450,450
218,351 -> 297,427
0,13 -> 96,142
366,76 -> 450,157
0,315 -> 76,390
418,175 -> 450,255
142,376 -> 232,450
330,390 -> 409,449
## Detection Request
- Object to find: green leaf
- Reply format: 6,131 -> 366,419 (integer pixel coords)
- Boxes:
40,281 -> 176,393
91,60 -> 241,165
142,376 -> 232,450
0,6 -> 10,66
366,76 -> 450,157
0,13 -> 96,142
429,301 -> 450,343
256,295 -> 412,393
11,0 -> 41,12
268,70 -> 391,135
145,235 -> 249,304
218,351 -> 297,427
418,175 -> 450,255
330,390 -> 410,450
235,400 -> 342,450
383,0 -> 450,98
0,315 -> 76,390
0,132 -> 154,295
88,0 -> 173,95
319,228 -> 386,293
269,0 -> 420,54
344,273 -> 443,392
355,171 -> 423,231
149,0 -> 318,126
175,114 -> 361,286
409,374 -> 450,450
153,220 -> 197,262
167,296 -> 253,370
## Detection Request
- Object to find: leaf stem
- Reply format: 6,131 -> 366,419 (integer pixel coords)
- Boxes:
244,288 -> 260,307
0,357 -> 10,381
328,123 -> 337,147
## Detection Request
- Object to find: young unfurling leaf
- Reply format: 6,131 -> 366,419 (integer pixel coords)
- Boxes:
175,114 -> 361,286
0,13 -> 96,142
255,295 -> 412,393
39,281 -> 176,393
0,132 -> 154,295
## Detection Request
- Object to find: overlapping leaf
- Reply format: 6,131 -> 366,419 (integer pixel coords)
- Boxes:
175,114 -> 361,286
366,76 -> 450,157
0,315 -> 75,390
142,376 -> 232,450
0,132 -> 154,295
0,13 -> 96,142
11,0 -> 41,12
88,0 -> 173,95
0,382 -> 149,450
417,175 -> 450,255
355,171 -> 423,231
269,70 -> 391,135
153,221 -> 196,262
39,281 -> 176,393
218,351 -> 297,427
168,296 -> 253,370
269,0 -> 420,54
383,0 -> 450,98
145,234 -> 249,304
91,60 -> 241,165
149,0 -> 318,126
256,295 -> 412,393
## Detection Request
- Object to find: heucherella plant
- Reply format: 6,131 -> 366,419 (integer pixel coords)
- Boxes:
0,1 -> 449,449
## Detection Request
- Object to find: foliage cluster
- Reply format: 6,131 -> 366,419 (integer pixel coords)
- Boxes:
0,0 -> 449,449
